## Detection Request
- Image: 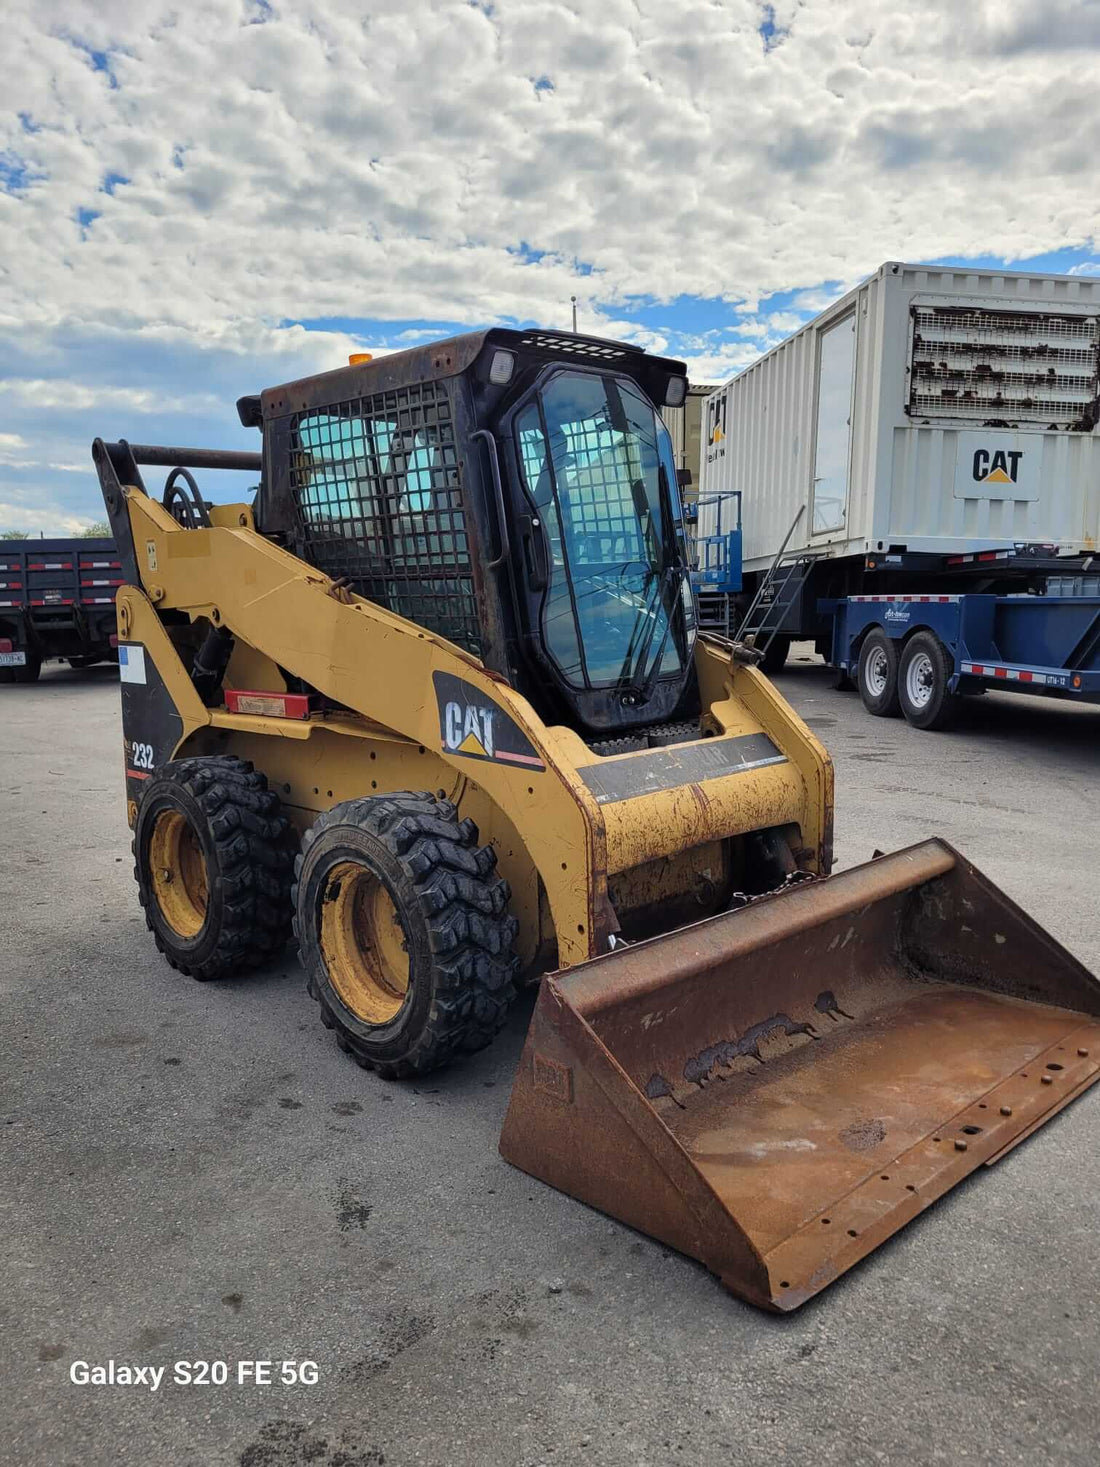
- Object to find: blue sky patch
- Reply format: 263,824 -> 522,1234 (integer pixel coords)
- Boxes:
759,4 -> 789,53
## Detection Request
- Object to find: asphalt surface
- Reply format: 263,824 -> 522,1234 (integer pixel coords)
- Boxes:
4,652 -> 1099,1467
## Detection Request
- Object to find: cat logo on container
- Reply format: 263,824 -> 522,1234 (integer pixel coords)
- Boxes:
433,672 -> 545,771
972,447 -> 1023,485
954,433 -> 1039,502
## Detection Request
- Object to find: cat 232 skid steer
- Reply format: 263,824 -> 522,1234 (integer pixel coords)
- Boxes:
94,329 -> 1100,1312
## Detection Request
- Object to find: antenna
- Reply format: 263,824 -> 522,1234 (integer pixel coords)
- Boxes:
571,295 -> 577,333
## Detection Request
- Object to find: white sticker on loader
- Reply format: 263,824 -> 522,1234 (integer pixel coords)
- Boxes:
119,643 -> 147,685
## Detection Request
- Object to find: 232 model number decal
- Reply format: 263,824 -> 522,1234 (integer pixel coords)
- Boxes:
130,741 -> 156,771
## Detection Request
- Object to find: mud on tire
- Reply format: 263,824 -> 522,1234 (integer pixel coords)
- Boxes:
294,791 -> 519,1080
133,755 -> 297,980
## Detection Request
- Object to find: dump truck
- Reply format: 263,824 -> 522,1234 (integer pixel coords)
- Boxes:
93,329 -> 1100,1312
0,534 -> 121,682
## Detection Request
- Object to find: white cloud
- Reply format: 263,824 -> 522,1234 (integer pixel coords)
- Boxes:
3,0 -> 1098,340
0,379 -> 220,413
1,0 -> 1099,515
0,499 -> 95,535
395,327 -> 454,342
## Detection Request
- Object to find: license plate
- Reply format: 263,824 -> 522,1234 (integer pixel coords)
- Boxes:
0,651 -> 27,667
43,589 -> 62,604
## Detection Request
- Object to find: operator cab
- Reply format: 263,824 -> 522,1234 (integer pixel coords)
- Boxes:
252,329 -> 696,739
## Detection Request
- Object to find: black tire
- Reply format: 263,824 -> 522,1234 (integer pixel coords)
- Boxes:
12,654 -> 41,684
898,631 -> 960,731
857,629 -> 901,717
294,791 -> 519,1080
759,635 -> 791,675
133,755 -> 297,979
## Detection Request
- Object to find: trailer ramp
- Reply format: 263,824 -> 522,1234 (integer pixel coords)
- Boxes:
500,840 -> 1100,1311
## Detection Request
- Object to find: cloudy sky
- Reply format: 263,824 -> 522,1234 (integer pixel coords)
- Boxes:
3,0 -> 1099,533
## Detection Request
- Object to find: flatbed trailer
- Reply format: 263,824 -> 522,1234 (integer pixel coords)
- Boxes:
0,536 -> 121,683
831,588 -> 1100,730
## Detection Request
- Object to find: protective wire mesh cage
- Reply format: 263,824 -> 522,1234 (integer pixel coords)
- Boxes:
908,305 -> 1100,424
286,381 -> 482,655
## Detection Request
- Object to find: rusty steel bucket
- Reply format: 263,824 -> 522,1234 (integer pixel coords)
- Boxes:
499,840 -> 1100,1311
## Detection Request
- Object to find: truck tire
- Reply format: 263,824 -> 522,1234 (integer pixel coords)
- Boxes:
12,654 -> 41,684
133,755 -> 297,979
898,632 -> 960,731
759,635 -> 791,675
294,791 -> 519,1079
857,630 -> 901,717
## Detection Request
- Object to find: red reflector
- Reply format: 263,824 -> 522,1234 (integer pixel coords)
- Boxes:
224,688 -> 312,719
0,638 -> 12,653
109,634 -> 119,648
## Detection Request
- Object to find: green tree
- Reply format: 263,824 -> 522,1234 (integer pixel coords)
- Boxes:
1,529 -> 30,539
81,520 -> 112,538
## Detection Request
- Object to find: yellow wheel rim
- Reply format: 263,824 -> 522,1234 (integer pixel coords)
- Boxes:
320,861 -> 410,1024
149,808 -> 209,939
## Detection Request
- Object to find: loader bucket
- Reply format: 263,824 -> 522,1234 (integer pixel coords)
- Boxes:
500,840 -> 1100,1311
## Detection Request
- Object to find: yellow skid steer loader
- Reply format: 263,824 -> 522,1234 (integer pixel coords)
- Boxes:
93,330 -> 1100,1311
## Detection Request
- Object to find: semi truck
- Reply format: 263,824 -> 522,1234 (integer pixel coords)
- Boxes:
696,261 -> 1100,724
0,535 -> 121,683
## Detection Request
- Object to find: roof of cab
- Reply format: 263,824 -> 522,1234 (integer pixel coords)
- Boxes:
253,327 -> 686,422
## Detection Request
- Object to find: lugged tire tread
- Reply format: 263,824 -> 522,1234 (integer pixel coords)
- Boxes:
134,755 -> 297,981
293,790 -> 519,1079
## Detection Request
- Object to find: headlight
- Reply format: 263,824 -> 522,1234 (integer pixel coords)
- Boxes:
489,349 -> 516,385
665,376 -> 687,407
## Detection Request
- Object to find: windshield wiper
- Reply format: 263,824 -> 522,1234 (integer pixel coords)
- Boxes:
628,563 -> 682,700
617,464 -> 687,699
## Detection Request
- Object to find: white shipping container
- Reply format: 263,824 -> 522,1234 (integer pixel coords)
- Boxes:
698,262 -> 1100,574
661,383 -> 718,500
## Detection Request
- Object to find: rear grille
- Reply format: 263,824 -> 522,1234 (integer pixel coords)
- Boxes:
286,380 -> 481,655
908,305 -> 1099,425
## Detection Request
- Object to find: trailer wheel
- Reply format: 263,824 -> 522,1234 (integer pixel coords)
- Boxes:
759,636 -> 791,675
898,632 -> 960,731
857,630 -> 901,717
294,792 -> 519,1079
134,756 -> 297,979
